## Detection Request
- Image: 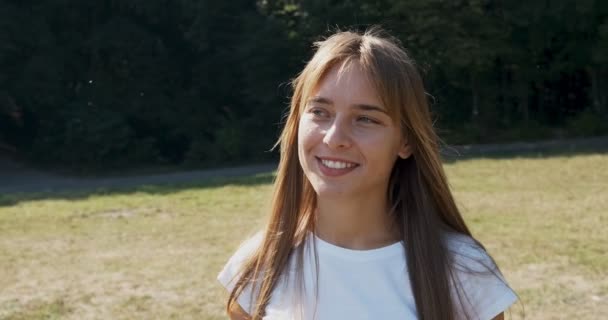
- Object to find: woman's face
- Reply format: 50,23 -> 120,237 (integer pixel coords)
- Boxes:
297,61 -> 411,199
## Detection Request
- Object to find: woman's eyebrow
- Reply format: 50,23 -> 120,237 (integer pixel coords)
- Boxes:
353,104 -> 388,115
308,96 -> 387,114
308,96 -> 332,105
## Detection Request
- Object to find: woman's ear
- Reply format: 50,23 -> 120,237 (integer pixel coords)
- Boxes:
398,141 -> 412,159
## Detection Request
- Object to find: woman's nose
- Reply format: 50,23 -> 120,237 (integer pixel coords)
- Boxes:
322,117 -> 352,149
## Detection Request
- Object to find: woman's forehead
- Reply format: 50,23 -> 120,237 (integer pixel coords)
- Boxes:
311,61 -> 381,103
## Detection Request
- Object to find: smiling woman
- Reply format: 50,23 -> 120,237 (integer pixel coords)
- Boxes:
217,27 -> 517,320
298,61 -> 410,201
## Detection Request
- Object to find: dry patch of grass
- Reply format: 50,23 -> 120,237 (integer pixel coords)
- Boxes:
0,175 -> 273,320
1,155 -> 606,319
2,298 -> 70,320
450,154 -> 608,319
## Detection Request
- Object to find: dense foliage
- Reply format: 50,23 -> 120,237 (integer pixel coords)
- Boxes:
1,0 -> 607,168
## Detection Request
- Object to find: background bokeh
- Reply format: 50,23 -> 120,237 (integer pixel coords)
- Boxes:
1,0 -> 607,170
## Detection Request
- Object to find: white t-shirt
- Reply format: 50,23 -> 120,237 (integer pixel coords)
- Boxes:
218,231 -> 517,320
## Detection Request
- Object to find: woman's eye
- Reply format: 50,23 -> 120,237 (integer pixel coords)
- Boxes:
358,116 -> 378,124
310,108 -> 328,118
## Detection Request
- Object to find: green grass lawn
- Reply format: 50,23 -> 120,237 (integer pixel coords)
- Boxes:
1,154 -> 606,319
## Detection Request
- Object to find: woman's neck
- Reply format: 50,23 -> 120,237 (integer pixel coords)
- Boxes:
314,194 -> 400,250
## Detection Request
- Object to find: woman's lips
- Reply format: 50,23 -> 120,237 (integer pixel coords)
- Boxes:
315,156 -> 359,177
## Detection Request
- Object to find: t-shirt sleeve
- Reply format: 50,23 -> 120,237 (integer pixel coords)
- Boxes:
448,235 -> 518,320
217,231 -> 264,314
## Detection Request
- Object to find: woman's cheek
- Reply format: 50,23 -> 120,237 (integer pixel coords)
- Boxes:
300,120 -> 322,142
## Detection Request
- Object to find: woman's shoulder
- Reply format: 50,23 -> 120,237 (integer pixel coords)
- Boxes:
217,231 -> 264,289
217,231 -> 265,315
444,232 -> 497,272
443,232 -> 518,320
232,231 -> 265,259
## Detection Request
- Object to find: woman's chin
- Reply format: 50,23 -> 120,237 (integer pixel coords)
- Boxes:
312,184 -> 356,198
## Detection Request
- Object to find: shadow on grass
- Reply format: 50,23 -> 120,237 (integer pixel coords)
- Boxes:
3,136 -> 608,207
441,137 -> 608,163
0,172 -> 276,207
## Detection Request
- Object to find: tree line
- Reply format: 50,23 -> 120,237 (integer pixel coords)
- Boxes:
1,0 -> 607,169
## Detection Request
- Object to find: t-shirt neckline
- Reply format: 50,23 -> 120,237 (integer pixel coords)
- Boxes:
311,232 -> 404,261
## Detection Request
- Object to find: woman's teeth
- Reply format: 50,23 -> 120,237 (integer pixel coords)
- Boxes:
321,159 -> 355,169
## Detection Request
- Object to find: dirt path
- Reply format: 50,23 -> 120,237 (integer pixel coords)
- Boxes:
0,159 -> 276,194
2,135 -> 607,194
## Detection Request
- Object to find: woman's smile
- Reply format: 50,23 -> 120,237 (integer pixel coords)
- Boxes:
297,61 -> 409,198
316,156 -> 360,177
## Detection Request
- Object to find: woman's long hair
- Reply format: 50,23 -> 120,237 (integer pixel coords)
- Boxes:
227,27 -> 503,320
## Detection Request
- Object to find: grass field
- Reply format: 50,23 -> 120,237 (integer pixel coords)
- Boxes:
1,153 -> 606,319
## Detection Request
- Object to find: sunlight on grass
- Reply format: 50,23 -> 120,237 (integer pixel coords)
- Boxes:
0,156 -> 606,319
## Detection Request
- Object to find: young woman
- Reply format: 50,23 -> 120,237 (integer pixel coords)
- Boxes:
218,28 -> 517,320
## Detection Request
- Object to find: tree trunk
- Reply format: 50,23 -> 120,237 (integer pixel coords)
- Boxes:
512,68 -> 529,123
500,67 -> 508,125
599,68 -> 607,113
520,85 -> 529,123
471,73 -> 479,120
587,66 -> 601,113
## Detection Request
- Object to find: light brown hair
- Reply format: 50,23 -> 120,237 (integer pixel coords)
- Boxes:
227,27 -> 508,320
